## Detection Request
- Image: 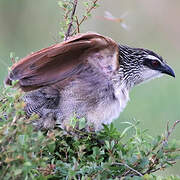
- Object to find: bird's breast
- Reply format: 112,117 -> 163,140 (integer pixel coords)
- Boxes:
113,85 -> 130,116
87,85 -> 130,128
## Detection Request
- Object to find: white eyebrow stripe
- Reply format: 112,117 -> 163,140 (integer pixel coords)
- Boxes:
145,55 -> 160,61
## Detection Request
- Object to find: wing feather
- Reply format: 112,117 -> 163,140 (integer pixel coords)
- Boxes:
6,32 -> 119,91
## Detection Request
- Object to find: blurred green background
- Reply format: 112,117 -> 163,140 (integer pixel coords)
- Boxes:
0,0 -> 180,176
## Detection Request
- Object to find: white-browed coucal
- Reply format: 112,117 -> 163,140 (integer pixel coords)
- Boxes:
6,32 -> 175,131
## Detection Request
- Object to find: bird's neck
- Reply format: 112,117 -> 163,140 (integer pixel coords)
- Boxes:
112,68 -> 135,91
112,78 -> 130,111
117,45 -> 141,89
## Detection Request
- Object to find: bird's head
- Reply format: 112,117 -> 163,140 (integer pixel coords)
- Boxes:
118,45 -> 175,88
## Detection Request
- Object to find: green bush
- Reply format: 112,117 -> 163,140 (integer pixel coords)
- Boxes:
0,86 -> 180,180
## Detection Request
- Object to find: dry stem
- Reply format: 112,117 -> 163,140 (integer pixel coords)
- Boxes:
165,120 -> 180,143
112,162 -> 143,177
72,0 -> 100,35
64,0 -> 78,40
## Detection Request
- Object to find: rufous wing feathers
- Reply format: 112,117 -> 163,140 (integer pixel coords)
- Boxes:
6,33 -> 119,91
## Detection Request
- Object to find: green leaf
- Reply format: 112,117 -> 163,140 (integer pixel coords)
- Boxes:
120,125 -> 133,138
18,135 -> 27,146
48,142 -> 56,153
24,161 -> 32,167
79,117 -> 86,130
14,169 -> 22,176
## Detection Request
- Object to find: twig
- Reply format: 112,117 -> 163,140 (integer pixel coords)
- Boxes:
64,0 -> 78,40
75,16 -> 80,33
112,162 -> 143,177
11,58 -> 15,64
144,120 -> 180,175
0,164 -> 10,179
165,120 -> 180,143
146,120 -> 180,157
143,161 -> 176,175
72,0 -> 99,35
164,148 -> 180,153
161,120 -> 180,150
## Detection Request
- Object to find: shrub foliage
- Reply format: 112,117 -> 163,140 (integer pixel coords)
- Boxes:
0,86 -> 180,179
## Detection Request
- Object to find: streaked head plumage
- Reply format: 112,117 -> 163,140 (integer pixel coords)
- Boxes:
118,45 -> 175,88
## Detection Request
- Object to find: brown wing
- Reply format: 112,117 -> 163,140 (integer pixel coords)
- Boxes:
5,32 -> 119,91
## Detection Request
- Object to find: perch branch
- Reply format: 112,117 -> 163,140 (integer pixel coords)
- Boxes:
64,0 -> 78,40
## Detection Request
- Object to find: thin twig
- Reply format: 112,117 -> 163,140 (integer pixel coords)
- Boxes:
64,9 -> 72,20
161,120 -> 180,149
72,0 -> 99,35
112,162 -> 143,177
75,16 -> 80,33
164,148 -> 180,153
0,164 -> 10,179
144,121 -> 180,175
64,0 -> 78,40
11,58 -> 15,64
122,169 -> 131,177
165,120 -> 180,142
146,120 -> 180,157
143,161 -> 176,175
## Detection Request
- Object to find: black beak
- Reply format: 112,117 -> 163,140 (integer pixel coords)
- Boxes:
161,64 -> 175,78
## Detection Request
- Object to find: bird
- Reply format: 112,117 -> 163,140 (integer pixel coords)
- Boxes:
5,32 -> 175,131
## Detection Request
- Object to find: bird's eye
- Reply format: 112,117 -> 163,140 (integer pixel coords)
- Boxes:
151,60 -> 160,67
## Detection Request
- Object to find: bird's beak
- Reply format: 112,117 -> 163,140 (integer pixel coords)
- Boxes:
161,63 -> 175,77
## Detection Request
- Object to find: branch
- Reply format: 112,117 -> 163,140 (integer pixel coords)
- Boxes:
72,0 -> 100,35
164,120 -> 180,143
75,16 -> 80,33
143,120 -> 180,175
64,0 -> 78,40
143,161 -> 176,175
112,162 -> 143,177
146,120 -> 180,157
